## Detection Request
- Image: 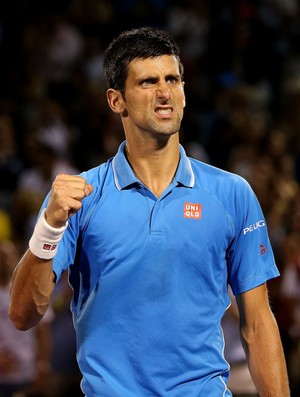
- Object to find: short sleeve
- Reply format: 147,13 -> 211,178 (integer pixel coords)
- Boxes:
226,178 -> 279,295
52,218 -> 79,282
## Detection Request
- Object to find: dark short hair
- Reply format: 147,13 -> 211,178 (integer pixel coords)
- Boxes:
103,26 -> 184,95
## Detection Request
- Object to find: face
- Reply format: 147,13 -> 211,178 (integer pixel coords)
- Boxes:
108,55 -> 185,140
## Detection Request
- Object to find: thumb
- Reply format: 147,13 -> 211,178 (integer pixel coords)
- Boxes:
84,184 -> 94,197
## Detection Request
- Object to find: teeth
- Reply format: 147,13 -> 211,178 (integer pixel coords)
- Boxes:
157,108 -> 171,114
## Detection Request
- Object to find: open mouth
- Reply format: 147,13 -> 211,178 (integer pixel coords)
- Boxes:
155,107 -> 173,115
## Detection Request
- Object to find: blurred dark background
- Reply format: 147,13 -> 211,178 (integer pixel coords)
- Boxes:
0,1 -> 300,396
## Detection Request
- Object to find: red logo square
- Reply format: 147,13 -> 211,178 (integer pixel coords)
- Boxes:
184,202 -> 202,219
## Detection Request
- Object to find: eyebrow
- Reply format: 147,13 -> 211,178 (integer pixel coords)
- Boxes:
137,73 -> 181,83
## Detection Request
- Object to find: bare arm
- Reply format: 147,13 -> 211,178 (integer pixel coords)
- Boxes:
9,174 -> 93,331
236,283 -> 290,396
9,251 -> 55,330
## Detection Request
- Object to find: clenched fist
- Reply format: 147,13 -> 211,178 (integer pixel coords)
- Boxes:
45,174 -> 94,228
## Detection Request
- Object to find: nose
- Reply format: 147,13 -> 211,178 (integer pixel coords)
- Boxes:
156,82 -> 171,100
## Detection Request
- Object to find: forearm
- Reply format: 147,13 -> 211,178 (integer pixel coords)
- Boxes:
240,312 -> 290,396
9,249 -> 55,330
9,175 -> 93,330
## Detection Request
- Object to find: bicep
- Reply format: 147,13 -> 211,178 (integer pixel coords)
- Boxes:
236,283 -> 271,326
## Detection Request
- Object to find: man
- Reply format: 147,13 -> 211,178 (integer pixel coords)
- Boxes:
9,27 -> 289,396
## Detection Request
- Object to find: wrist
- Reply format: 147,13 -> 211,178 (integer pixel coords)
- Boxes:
29,209 -> 68,260
45,210 -> 68,229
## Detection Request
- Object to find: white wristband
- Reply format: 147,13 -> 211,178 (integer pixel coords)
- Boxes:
29,209 -> 68,260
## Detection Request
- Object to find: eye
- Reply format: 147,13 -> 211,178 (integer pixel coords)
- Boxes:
141,78 -> 157,87
166,75 -> 180,85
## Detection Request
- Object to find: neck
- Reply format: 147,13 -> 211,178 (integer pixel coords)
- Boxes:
125,135 -> 180,197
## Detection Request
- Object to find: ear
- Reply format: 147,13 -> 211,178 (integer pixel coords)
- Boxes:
106,89 -> 125,114
182,81 -> 186,108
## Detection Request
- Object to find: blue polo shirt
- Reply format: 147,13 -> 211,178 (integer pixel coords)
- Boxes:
47,141 -> 279,396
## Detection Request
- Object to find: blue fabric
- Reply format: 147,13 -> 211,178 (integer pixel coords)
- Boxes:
44,141 -> 279,396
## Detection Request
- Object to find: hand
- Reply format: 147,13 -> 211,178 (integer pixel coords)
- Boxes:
45,174 -> 94,228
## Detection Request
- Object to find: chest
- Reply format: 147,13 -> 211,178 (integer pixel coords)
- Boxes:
80,186 -> 234,278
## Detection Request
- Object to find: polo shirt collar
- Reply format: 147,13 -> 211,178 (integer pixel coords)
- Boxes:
112,140 -> 195,191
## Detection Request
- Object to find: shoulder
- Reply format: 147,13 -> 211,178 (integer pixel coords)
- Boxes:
79,159 -> 113,187
190,158 -> 252,195
189,157 -> 260,223
70,160 -> 114,224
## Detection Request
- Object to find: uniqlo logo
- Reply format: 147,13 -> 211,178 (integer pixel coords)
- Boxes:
184,202 -> 202,219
